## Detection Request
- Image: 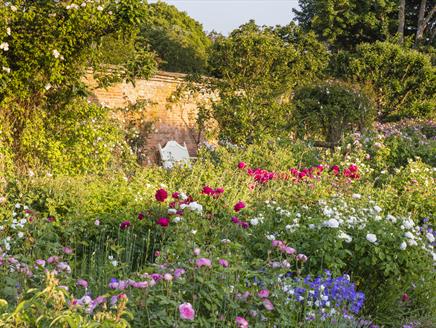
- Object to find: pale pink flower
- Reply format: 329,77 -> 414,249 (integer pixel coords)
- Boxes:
262,298 -> 274,311
235,316 -> 249,328
193,247 -> 201,256
218,259 -> 229,268
257,289 -> 269,298
179,302 -> 195,320
196,258 -> 212,268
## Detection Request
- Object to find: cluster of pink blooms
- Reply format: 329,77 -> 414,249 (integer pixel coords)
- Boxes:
108,269 -> 186,291
230,200 -> 250,228
238,161 -> 361,185
234,288 -> 275,327
194,248 -> 229,269
271,240 -> 308,263
202,186 -> 224,197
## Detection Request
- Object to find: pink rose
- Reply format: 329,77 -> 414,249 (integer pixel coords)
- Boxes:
262,298 -> 274,311
196,258 -> 212,268
235,316 -> 249,328
257,289 -> 269,298
218,259 -> 229,268
119,220 -> 131,230
237,162 -> 247,169
296,254 -> 308,262
156,217 -> 170,227
234,201 -> 246,212
179,302 -> 195,320
155,189 -> 168,202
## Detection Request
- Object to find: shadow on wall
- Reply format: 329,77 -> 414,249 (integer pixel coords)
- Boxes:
84,71 -> 203,165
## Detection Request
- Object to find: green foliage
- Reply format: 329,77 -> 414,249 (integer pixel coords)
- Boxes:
332,42 -> 436,121
293,81 -> 375,145
141,1 -> 211,73
204,21 -> 329,145
0,0 -> 157,175
293,0 -> 398,50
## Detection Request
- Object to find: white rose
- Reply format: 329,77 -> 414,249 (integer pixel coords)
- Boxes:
400,241 -> 407,250
366,233 -> 377,243
250,218 -> 259,226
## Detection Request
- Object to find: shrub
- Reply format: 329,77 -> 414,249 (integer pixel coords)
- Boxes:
333,42 -> 436,121
292,81 -> 376,145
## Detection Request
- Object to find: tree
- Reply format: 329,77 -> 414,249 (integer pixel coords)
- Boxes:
141,1 -> 211,73
398,0 -> 406,44
293,0 -> 435,49
415,0 -> 436,46
0,0 -> 157,171
293,0 -> 398,50
200,21 -> 329,144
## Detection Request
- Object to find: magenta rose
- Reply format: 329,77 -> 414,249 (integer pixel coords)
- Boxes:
179,302 -> 195,320
155,188 -> 168,202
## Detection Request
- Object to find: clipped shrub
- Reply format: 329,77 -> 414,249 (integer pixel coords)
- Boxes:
333,42 -> 436,121
292,80 -> 375,145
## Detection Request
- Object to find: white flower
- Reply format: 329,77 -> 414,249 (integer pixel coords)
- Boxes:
168,208 -> 177,215
386,214 -> 397,223
285,224 -> 292,231
179,193 -> 188,200
191,229 -> 197,235
94,219 -> 100,226
352,194 -> 361,199
404,231 -> 415,239
308,224 -> 316,229
45,83 -> 52,91
221,239 -> 231,244
323,218 -> 340,228
52,49 -> 60,58
111,260 -> 118,267
97,5 -> 104,11
426,233 -> 435,243
28,169 -> 35,177
0,42 -> 9,51
407,239 -> 418,246
173,216 -> 182,223
187,202 -> 203,213
400,241 -> 407,250
366,233 -> 377,243
10,5 -> 17,12
20,219 -> 27,225
266,234 -> 275,241
7,27 -> 11,35
373,206 -> 382,213
17,232 -> 24,238
338,232 -> 352,243
403,219 -> 414,229
2,66 -> 10,73
250,218 -> 259,226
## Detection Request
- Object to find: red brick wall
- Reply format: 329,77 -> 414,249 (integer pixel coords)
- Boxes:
84,71 -> 201,165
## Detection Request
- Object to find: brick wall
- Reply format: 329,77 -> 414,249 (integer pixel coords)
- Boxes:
84,71 -> 202,165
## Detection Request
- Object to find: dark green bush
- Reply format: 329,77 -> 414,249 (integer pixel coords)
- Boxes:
293,81 -> 376,145
332,42 -> 436,121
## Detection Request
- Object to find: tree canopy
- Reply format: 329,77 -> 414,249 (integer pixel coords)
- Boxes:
141,1 -> 211,73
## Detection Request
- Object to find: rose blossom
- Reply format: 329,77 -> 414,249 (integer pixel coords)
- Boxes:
234,201 -> 246,212
155,188 -> 168,202
156,217 -> 170,227
179,302 -> 195,320
258,289 -> 269,298
235,316 -> 249,328
196,258 -> 212,268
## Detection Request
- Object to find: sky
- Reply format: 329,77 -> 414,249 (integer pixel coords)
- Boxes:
149,0 -> 300,35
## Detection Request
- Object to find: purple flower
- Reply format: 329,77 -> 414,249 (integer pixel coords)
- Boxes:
218,259 -> 229,268
196,258 -> 212,268
77,279 -> 88,288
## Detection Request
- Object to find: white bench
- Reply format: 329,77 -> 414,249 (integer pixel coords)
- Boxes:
158,141 -> 196,169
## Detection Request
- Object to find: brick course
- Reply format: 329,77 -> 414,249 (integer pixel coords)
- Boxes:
84,71 -> 201,165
